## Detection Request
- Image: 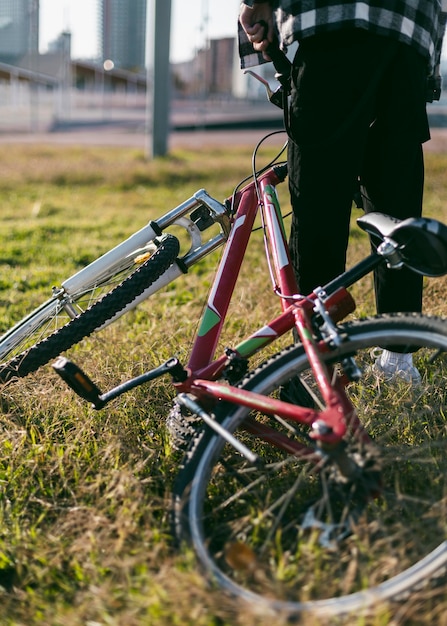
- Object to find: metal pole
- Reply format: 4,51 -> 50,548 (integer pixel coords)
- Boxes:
146,0 -> 172,158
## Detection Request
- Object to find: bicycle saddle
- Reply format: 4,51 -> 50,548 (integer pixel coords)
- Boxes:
357,212 -> 447,277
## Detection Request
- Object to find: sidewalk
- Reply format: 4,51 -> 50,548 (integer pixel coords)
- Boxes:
0,126 -> 446,152
0,127 -> 284,149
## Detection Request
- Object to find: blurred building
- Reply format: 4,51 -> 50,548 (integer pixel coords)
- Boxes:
172,37 -> 237,97
99,0 -> 146,71
171,35 -> 277,100
203,37 -> 235,95
0,0 -> 39,63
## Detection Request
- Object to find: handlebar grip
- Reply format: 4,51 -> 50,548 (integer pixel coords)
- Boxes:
256,20 -> 292,82
266,39 -> 292,81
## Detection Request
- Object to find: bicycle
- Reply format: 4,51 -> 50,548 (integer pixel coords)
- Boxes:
47,153 -> 447,619
5,43 -> 447,620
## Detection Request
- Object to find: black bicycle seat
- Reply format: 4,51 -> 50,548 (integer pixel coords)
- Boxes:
357,212 -> 447,277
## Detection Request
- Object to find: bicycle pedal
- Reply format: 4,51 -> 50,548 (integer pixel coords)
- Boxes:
52,356 -> 104,408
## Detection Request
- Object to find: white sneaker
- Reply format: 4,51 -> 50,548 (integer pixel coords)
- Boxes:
373,350 -> 422,385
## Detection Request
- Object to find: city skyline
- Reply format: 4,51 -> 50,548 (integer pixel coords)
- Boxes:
39,0 -> 241,63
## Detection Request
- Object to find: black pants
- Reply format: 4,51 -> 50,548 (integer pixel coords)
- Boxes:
287,30 -> 430,313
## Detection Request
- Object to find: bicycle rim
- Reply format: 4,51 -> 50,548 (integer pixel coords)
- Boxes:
174,313 -> 447,619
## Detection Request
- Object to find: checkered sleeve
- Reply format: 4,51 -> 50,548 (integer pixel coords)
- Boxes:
434,11 -> 447,68
426,11 -> 446,101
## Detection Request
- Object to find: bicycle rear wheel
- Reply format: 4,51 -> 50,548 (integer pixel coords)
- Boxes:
0,234 -> 179,383
173,313 -> 447,619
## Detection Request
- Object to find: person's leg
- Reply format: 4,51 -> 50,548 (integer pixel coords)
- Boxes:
360,43 -> 429,377
287,31 -> 397,296
287,141 -> 354,295
360,43 -> 429,314
361,139 -> 424,313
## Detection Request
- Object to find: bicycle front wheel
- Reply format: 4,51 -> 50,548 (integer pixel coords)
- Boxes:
0,234 -> 179,383
174,313 -> 447,620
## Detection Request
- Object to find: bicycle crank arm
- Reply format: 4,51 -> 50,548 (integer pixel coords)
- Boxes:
52,356 -> 187,409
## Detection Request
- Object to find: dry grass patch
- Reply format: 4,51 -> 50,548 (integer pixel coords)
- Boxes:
0,143 -> 445,624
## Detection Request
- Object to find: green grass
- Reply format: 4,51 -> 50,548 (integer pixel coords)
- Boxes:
0,143 -> 446,625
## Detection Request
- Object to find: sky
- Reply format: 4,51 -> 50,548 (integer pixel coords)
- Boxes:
39,0 -> 241,63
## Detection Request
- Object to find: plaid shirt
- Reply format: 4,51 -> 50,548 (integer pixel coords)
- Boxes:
240,1 -> 447,72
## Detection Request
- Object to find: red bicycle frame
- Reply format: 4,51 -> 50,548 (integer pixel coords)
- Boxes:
174,166 -> 369,452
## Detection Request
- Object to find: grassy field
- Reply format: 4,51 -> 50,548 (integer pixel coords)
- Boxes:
0,142 -> 447,625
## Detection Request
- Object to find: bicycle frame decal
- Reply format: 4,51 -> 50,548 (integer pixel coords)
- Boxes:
233,325 -> 277,357
197,308 -> 221,337
262,185 -> 289,270
197,215 -> 247,337
259,179 -> 298,302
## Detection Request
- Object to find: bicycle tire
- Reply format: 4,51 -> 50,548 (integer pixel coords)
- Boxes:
173,313 -> 447,619
0,228 -> 171,364
0,234 -> 180,383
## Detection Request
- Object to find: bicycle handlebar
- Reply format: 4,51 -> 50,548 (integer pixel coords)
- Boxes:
265,38 -> 292,87
245,22 -> 292,108
254,20 -> 292,81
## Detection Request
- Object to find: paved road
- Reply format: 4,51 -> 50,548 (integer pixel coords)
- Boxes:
0,125 -> 446,152
0,125 -> 286,151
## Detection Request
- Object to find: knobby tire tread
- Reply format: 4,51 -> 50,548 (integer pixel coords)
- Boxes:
0,234 -> 180,383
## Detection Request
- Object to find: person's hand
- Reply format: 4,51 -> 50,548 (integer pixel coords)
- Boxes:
239,3 -> 274,58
